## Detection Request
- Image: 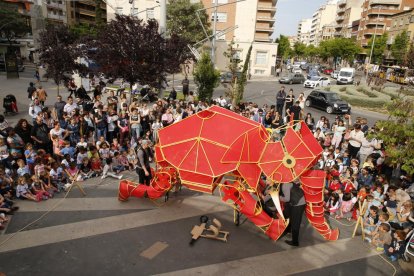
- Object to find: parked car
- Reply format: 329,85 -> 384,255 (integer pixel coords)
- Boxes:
305,90 -> 351,114
292,68 -> 302,74
331,70 -> 339,79
323,68 -> 334,75
279,73 -> 306,84
220,71 -> 242,83
304,76 -> 330,88
307,70 -> 321,80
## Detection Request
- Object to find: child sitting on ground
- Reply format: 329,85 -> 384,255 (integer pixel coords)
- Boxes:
384,230 -> 407,262
372,223 -> 392,252
90,157 -> 103,176
49,162 -> 65,192
78,157 -> 94,181
336,192 -> 354,220
325,192 -> 340,215
16,159 -> 30,177
101,157 -> 123,180
16,176 -> 38,201
363,205 -> 379,240
31,175 -> 51,201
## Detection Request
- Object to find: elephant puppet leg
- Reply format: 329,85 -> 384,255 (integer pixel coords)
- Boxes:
301,170 -> 339,241
118,180 -> 147,201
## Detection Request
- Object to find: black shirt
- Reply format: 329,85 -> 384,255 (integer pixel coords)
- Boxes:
289,105 -> 302,121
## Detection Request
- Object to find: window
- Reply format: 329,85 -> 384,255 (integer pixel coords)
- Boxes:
255,51 -> 267,65
147,8 -> 154,19
410,15 -> 414,23
211,12 -> 227,23
255,69 -> 265,74
116,7 -> 123,14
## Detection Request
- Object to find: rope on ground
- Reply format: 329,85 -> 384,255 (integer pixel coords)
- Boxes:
325,214 -> 356,227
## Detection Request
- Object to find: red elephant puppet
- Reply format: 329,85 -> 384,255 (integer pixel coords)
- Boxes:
119,105 -> 339,242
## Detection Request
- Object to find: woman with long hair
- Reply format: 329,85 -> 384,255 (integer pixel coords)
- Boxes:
14,119 -> 33,144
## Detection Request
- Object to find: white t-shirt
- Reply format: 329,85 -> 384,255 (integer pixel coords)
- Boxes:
50,128 -> 65,139
63,103 -> 78,114
349,129 -> 365,147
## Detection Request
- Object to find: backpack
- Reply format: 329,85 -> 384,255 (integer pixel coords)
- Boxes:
290,182 -> 304,205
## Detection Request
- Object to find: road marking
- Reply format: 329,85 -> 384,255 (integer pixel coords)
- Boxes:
154,238 -> 380,276
260,90 -> 264,95
140,241 -> 169,260
0,195 -> 228,253
15,197 -> 156,212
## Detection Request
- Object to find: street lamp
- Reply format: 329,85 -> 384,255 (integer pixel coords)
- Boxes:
368,5 -> 382,65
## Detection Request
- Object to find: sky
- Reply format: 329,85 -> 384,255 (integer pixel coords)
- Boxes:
272,0 -> 329,39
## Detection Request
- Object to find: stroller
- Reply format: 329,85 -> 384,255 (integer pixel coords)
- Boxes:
403,228 -> 414,262
3,95 -> 18,115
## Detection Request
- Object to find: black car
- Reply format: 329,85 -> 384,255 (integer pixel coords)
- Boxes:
305,90 -> 351,114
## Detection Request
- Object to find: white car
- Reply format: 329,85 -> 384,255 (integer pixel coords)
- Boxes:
304,76 -> 331,88
292,68 -> 302,74
331,70 -> 339,79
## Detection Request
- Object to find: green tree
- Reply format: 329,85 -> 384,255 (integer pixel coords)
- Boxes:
275,35 -> 290,58
391,30 -> 409,65
293,42 -> 306,59
223,41 -> 242,105
235,44 -> 252,105
370,95 -> 414,175
368,33 -> 388,64
304,44 -> 319,61
0,3 -> 31,47
317,38 -> 360,66
193,52 -> 220,102
405,43 -> 414,68
167,0 -> 210,45
95,0 -> 105,28
70,23 -> 98,39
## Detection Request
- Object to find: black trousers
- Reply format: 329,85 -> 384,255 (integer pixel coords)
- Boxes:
276,103 -> 284,116
348,144 -> 360,160
284,203 -> 306,244
136,167 -> 152,186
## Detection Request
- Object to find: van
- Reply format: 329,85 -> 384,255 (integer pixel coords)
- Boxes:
337,67 -> 355,85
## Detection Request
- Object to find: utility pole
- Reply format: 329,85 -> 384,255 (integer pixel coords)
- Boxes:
159,0 -> 166,37
211,0 -> 218,64
368,6 -> 381,65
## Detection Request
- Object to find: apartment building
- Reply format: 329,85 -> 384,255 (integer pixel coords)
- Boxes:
388,8 -> 414,43
198,0 -> 278,76
310,1 -> 338,45
335,0 -> 364,38
357,0 -> 414,48
297,18 -> 312,45
66,0 -> 107,25
288,36 -> 298,47
106,0 -> 161,22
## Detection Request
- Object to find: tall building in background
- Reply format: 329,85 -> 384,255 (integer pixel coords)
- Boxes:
334,0 -> 364,38
197,0 -> 278,76
357,0 -> 414,48
66,0 -> 107,25
297,18 -> 312,45
106,0 -> 161,22
310,1 -> 338,45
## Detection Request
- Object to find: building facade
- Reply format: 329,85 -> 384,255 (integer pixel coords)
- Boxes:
387,8 -> 414,43
66,0 -> 107,25
106,0 -> 161,22
335,0 -> 364,38
310,1 -> 338,45
199,0 -> 278,76
357,0 -> 414,48
297,18 -> 312,45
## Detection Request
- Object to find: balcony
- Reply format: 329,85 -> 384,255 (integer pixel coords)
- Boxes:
334,31 -> 342,37
365,17 -> 387,26
369,0 -> 400,6
336,15 -> 344,22
337,7 -> 346,15
257,16 -> 276,23
46,1 -> 65,10
363,28 -> 385,36
254,37 -> 271,42
255,26 -> 273,33
367,8 -> 398,16
257,5 -> 276,16
78,7 -> 95,17
338,0 -> 346,6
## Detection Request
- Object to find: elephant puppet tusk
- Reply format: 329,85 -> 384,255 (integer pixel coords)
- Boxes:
270,189 -> 285,221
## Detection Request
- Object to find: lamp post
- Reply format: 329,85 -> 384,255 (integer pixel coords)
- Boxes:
368,5 -> 382,65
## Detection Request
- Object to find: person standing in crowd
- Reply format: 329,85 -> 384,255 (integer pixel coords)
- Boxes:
63,96 -> 78,115
298,92 -> 305,110
36,86 -> 47,106
182,76 -> 190,99
28,98 -> 43,124
285,89 -> 295,112
53,95 -> 66,123
27,82 -> 36,102
276,86 -> 286,116
280,180 -> 306,246
287,101 -> 302,121
31,115 -> 51,152
136,140 -> 152,186
348,124 -> 364,159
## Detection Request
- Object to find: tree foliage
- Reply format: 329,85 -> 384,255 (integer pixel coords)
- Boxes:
405,43 -> 414,69
91,15 -> 187,89
235,44 -> 252,105
223,41 -> 243,104
293,42 -> 306,58
318,38 -> 361,65
275,35 -> 290,58
167,0 -> 210,45
38,24 -> 85,94
193,52 -> 220,102
370,95 -> 414,175
391,30 -> 409,65
70,23 -> 98,39
0,3 -> 31,46
368,33 -> 388,64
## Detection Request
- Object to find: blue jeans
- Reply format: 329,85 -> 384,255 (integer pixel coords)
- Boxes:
96,127 -> 107,141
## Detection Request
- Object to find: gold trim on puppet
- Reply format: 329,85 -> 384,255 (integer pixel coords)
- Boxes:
282,154 -> 296,168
